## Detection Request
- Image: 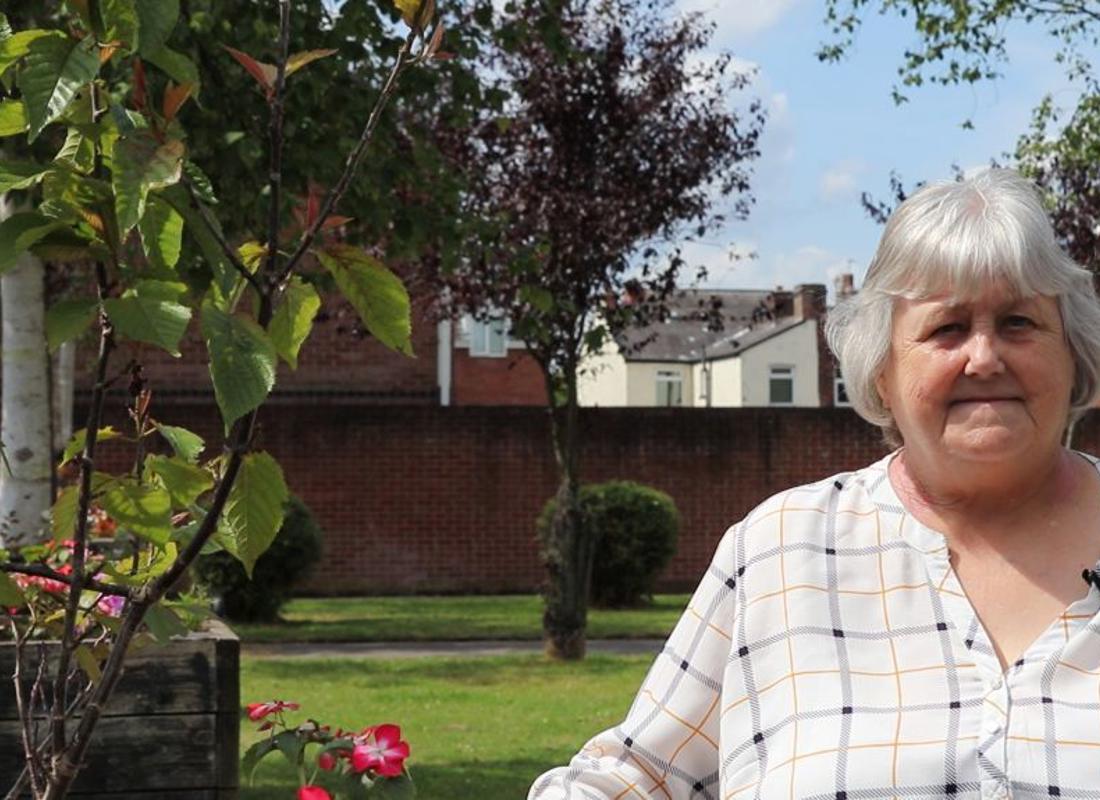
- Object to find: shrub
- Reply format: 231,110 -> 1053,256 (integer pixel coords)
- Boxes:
538,480 -> 679,608
194,495 -> 323,622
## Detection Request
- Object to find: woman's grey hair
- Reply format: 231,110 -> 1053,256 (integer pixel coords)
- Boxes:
825,168 -> 1100,446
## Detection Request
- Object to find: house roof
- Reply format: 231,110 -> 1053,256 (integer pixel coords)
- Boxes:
617,289 -> 809,363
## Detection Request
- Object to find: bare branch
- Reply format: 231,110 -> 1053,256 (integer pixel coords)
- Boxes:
278,27 -> 420,288
0,563 -> 129,597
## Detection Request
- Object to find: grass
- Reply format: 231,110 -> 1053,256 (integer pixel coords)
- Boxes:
240,653 -> 653,799
232,593 -> 690,643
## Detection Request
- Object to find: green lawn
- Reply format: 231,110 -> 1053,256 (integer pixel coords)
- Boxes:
241,653 -> 653,799
232,594 -> 690,643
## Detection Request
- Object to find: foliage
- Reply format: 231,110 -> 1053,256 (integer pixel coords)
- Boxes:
429,0 -> 763,658
243,700 -> 412,799
195,494 -> 323,623
0,0 -> 445,795
538,481 -> 679,608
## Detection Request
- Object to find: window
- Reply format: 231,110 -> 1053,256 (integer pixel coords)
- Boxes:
834,364 -> 850,406
468,317 -> 508,357
656,370 -> 683,407
768,365 -> 794,406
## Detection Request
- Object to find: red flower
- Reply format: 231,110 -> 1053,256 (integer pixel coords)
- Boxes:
297,786 -> 331,800
246,700 -> 300,721
350,724 -> 410,777
317,751 -> 337,771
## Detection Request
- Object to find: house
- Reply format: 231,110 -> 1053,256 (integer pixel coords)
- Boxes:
577,283 -> 839,408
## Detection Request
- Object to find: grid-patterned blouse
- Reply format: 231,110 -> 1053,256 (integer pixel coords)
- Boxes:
528,452 -> 1100,800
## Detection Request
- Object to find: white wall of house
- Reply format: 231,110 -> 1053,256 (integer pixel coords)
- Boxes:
738,320 -> 820,407
706,356 -> 742,407
626,361 -> 694,407
577,340 -> 629,406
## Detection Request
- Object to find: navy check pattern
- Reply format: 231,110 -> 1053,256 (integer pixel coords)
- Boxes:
528,452 -> 1100,800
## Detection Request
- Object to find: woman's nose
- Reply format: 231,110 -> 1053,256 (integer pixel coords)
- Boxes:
962,331 -> 1005,377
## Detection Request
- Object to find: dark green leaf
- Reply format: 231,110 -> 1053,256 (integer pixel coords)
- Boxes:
144,44 -> 200,91
273,730 -> 304,768
317,245 -> 413,356
268,276 -> 321,369
101,0 -> 138,50
201,299 -> 277,431
46,297 -> 98,354
241,738 -> 278,786
135,0 -> 179,57
0,29 -> 57,79
112,133 -> 185,236
0,213 -> 67,274
219,451 -> 288,578
17,33 -> 99,142
55,126 -> 95,172
103,280 -> 192,356
138,195 -> 184,270
0,572 -> 25,606
144,603 -> 188,642
73,644 -> 103,683
0,160 -> 51,194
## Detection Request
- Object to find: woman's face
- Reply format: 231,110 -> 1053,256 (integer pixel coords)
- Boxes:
876,283 -> 1075,465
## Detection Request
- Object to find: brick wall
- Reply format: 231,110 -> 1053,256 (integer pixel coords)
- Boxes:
79,400 -> 1100,595
451,348 -> 548,406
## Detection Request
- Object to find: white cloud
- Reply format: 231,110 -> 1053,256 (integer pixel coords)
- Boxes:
676,0 -> 803,42
819,159 -> 868,202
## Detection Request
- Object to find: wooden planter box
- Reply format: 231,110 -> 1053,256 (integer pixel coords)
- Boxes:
0,620 -> 239,799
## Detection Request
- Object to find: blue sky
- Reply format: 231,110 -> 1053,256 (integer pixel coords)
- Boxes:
675,1 -> 1087,300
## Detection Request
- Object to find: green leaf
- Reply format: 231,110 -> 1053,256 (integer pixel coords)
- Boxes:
160,184 -> 235,296
182,161 -> 216,203
241,738 -> 278,786
201,299 -> 277,431
268,277 -> 321,369
0,29 -> 57,79
50,485 -> 80,542
144,45 -> 199,92
144,603 -> 188,642
31,229 -> 107,264
0,100 -> 27,137
103,280 -> 192,356
317,245 -> 413,356
61,426 -> 121,465
101,0 -> 138,49
112,133 -> 185,237
154,423 -> 204,463
73,643 -> 103,683
0,213 -> 67,274
273,730 -> 303,768
135,0 -> 179,57
46,297 -> 98,354
138,195 -> 184,271
144,454 -> 213,507
220,451 -> 288,578
55,126 -> 95,172
99,479 -> 172,545
0,572 -> 25,606
40,166 -> 112,222
368,774 -> 416,800
17,33 -> 99,143
0,160 -> 51,194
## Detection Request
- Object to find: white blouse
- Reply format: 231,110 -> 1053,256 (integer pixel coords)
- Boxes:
529,452 -> 1100,800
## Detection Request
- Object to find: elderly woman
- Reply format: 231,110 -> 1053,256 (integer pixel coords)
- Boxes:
529,168 -> 1100,799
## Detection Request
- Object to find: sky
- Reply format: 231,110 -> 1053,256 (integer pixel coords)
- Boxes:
672,0 -> 1089,300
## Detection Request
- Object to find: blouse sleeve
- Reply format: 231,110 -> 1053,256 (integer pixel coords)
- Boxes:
528,522 -> 742,799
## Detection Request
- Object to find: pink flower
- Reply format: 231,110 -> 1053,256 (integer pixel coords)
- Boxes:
96,594 -> 125,617
317,751 -> 337,771
350,724 -> 410,777
297,786 -> 331,800
246,700 -> 300,721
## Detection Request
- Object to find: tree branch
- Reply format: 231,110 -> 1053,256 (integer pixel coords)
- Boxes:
264,0 -> 292,280
181,179 -> 263,295
277,27 -> 420,288
0,563 -> 129,597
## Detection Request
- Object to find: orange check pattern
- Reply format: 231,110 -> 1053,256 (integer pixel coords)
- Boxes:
528,452 -> 1100,800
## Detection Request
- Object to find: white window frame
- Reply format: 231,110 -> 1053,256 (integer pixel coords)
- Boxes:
655,369 -> 684,407
768,364 -> 795,407
467,316 -> 509,358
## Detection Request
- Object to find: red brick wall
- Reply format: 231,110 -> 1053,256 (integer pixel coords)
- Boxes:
78,400 -> 1100,595
451,349 -> 548,406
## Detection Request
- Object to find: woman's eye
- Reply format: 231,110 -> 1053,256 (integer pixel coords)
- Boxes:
1004,315 -> 1035,330
930,323 -> 963,337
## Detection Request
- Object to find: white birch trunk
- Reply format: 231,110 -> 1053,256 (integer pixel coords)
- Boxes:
52,340 -> 76,454
0,195 -> 52,547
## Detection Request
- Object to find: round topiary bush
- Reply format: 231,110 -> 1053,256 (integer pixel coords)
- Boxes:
538,480 -> 679,608
194,494 -> 323,623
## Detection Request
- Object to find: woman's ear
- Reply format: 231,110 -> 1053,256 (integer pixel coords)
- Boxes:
874,369 -> 891,411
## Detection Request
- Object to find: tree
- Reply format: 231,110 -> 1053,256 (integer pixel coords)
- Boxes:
0,0 -> 444,795
432,0 -> 764,659
820,1 -> 1100,274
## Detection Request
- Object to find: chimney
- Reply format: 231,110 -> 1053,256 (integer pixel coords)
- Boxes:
834,273 -> 856,301
794,283 -> 827,320
769,287 -> 794,318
